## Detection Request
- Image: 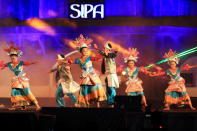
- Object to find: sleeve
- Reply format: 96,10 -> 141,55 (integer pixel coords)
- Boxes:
50,68 -> 57,72
0,61 -> 7,70
50,63 -> 58,72
90,54 -> 102,61
181,64 -> 191,71
75,58 -> 80,64
157,71 -> 166,76
139,66 -> 149,74
116,65 -> 124,73
66,57 -> 75,64
108,51 -> 118,58
97,50 -> 105,56
23,61 -> 32,66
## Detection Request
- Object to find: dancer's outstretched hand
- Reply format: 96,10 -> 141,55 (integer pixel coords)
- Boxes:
93,44 -> 98,50
47,70 -> 52,73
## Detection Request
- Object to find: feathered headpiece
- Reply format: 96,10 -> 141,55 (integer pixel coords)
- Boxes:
4,41 -> 23,57
73,34 -> 93,51
124,48 -> 139,63
164,49 -> 180,64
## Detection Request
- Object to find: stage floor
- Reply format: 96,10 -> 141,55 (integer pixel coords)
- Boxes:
0,107 -> 197,131
1,97 -> 197,109
1,97 -> 197,131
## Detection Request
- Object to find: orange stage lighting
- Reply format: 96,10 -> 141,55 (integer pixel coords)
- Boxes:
26,18 -> 56,36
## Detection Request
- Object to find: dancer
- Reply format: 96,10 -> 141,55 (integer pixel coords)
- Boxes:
151,49 -> 196,110
121,48 -> 149,108
94,42 -> 119,108
70,34 -> 106,107
0,42 -> 40,110
49,54 -> 80,107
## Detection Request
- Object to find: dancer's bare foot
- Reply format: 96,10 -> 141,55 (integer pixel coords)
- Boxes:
97,102 -> 100,108
190,106 -> 196,110
109,104 -> 114,108
8,107 -> 16,110
36,105 -> 41,111
142,104 -> 148,112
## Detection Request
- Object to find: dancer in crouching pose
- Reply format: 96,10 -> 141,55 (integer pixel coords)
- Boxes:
49,54 -> 80,107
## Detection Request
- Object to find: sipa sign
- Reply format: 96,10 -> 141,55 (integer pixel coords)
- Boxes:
69,4 -> 104,19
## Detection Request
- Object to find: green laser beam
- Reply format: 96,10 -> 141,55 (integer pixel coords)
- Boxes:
177,49 -> 197,57
145,47 -> 197,69
145,49 -> 197,68
178,46 -> 197,54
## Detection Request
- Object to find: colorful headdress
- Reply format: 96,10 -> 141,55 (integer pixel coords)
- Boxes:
4,41 -> 23,57
164,49 -> 180,64
124,48 -> 139,63
57,54 -> 65,61
73,34 -> 93,51
104,42 -> 112,50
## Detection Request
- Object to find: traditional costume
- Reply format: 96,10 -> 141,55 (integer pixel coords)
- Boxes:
0,42 -> 40,110
97,42 -> 119,105
156,49 -> 195,109
73,34 -> 106,107
50,54 -> 80,107
122,48 -> 149,106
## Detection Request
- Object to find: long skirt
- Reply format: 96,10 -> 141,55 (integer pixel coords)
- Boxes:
11,87 -> 36,107
75,83 -> 106,107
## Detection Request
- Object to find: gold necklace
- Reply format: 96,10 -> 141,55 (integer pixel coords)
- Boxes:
80,56 -> 88,64
11,61 -> 19,69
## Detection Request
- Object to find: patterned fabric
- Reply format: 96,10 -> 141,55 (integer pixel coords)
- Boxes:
11,87 -> 33,107
75,84 -> 106,107
51,62 -> 80,94
100,51 -> 118,74
106,74 -> 119,88
99,50 -> 119,88
7,61 -> 29,89
127,91 -> 144,96
75,56 -> 106,107
75,56 -> 102,85
165,91 -> 188,105
55,84 -> 77,107
165,67 -> 186,93
164,67 -> 189,105
6,61 -> 37,107
124,67 -> 144,93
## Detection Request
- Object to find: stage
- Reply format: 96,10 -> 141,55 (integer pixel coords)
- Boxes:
0,0 -> 197,131
0,107 -> 197,131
